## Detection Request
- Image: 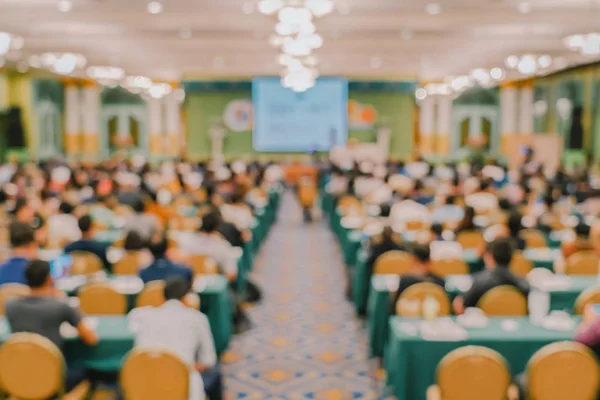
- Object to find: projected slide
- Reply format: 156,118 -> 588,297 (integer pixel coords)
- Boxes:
252,77 -> 348,152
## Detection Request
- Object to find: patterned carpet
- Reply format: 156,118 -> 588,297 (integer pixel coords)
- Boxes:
222,192 -> 384,400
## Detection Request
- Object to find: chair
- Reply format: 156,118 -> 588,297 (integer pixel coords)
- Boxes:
520,229 -> 547,249
405,220 -> 426,231
136,281 -> 166,308
396,282 -> 451,317
427,345 -> 516,400
477,285 -> 527,316
113,252 -> 141,275
298,183 -> 318,208
337,195 -> 362,216
188,255 -> 219,276
509,251 -> 534,277
78,282 -> 127,315
574,287 -> 600,315
70,251 -> 104,275
0,283 -> 30,316
430,259 -> 468,276
0,332 -> 89,400
121,349 -> 189,400
526,341 -> 600,400
566,251 -> 599,275
373,250 -> 412,275
455,231 -> 485,250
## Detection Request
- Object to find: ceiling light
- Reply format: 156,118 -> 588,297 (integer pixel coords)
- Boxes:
28,55 -> 41,68
564,33 -> 600,56
517,1 -> 531,14
517,54 -> 537,75
304,0 -> 334,17
505,55 -> 519,68
242,1 -> 254,15
415,88 -> 427,100
147,1 -> 163,14
0,33 -> 12,55
426,3 -> 442,15
87,66 -> 125,81
538,55 -> 552,69
269,34 -> 285,47
490,67 -> 505,80
57,0 -> 72,13
179,28 -> 192,39
258,0 -> 284,15
10,36 -> 24,50
370,56 -> 383,69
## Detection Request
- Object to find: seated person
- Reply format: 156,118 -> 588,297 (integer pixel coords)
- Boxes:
47,202 -> 80,245
0,222 -> 38,285
180,210 -> 238,282
64,215 -> 111,270
432,195 -> 464,224
139,237 -> 193,284
429,223 -> 444,243
393,244 -> 445,308
123,199 -> 159,245
574,304 -> 600,358
453,238 -> 530,314
5,260 -> 98,392
454,206 -> 477,234
506,210 -> 526,251
129,278 -> 220,400
562,222 -> 593,259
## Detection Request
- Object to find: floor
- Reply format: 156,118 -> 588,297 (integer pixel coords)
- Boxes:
222,192 -> 383,400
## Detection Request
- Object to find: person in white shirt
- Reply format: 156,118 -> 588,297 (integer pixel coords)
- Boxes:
47,202 -> 81,244
129,278 -> 220,400
390,197 -> 431,227
220,188 -> 254,233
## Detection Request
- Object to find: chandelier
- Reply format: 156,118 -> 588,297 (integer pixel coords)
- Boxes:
505,54 -> 552,76
259,0 -> 334,92
86,66 -> 126,87
564,33 -> 600,56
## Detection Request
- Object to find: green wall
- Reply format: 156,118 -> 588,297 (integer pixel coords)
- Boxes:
185,83 -> 415,160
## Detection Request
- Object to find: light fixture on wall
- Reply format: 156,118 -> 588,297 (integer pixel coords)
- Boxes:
0,32 -> 22,57
505,54 -> 552,76
86,66 -> 125,86
36,52 -> 86,75
564,33 -> 600,56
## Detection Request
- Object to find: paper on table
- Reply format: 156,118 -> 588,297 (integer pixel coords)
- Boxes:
457,308 -> 488,328
55,276 -> 87,292
341,216 -> 364,230
541,311 -> 576,331
447,275 -> 473,292
500,319 -> 520,332
193,276 -> 208,293
110,276 -> 144,294
60,322 -> 78,339
420,318 -> 469,341
532,275 -> 572,292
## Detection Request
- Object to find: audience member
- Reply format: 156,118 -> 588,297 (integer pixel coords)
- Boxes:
129,278 -> 221,400
574,304 -> 600,358
562,222 -> 593,259
0,222 -> 38,285
393,244 -> 445,307
432,195 -> 464,224
139,237 -> 193,284
123,199 -> 159,244
506,210 -> 526,250
454,206 -> 477,234
64,215 -> 111,270
47,202 -> 80,244
453,238 -> 530,314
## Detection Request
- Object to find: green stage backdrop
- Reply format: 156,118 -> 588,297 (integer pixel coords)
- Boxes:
184,81 -> 416,160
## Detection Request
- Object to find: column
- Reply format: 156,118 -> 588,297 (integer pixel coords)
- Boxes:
436,94 -> 452,154
165,89 -> 181,156
499,82 -> 519,154
148,98 -> 164,155
0,75 -> 8,110
64,81 -> 81,155
519,81 -> 534,135
419,95 -> 435,154
81,82 -> 101,157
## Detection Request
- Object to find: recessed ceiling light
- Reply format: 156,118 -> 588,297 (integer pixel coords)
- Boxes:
147,1 -> 163,15
490,67 -> 505,80
401,29 -> 413,40
370,56 -> 383,69
426,3 -> 441,15
57,0 -> 72,13
517,1 -> 532,14
242,1 -> 254,15
179,28 -> 192,39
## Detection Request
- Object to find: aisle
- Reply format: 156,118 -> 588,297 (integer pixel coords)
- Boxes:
223,192 -> 383,399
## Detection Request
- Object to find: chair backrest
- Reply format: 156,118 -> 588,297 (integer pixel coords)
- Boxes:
455,231 -> 485,250
0,332 -> 65,399
405,220 -> 426,231
0,283 -> 30,316
520,229 -> 547,249
113,251 -> 141,275
373,250 -> 412,275
78,282 -> 127,315
136,281 -> 166,308
121,349 -> 189,400
430,259 -> 468,276
188,255 -> 219,276
509,251 -> 534,277
396,282 -> 451,317
574,287 -> 600,315
527,342 -> 600,400
566,251 -> 599,275
477,285 -> 527,316
298,184 -> 317,208
70,251 -> 104,275
436,345 -> 511,400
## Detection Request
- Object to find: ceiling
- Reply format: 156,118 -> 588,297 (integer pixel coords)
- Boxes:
0,0 -> 599,81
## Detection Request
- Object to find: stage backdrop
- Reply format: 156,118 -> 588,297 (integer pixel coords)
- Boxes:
183,80 -> 416,160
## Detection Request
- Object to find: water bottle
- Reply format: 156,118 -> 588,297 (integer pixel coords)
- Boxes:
528,289 -> 550,325
422,295 -> 440,321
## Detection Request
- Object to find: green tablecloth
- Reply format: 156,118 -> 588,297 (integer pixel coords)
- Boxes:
384,316 -> 579,400
0,316 -> 133,372
367,274 -> 595,358
62,275 -> 233,356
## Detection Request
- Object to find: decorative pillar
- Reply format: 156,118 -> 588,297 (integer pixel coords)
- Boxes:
81,82 -> 100,156
500,82 -> 519,153
148,98 -> 163,155
165,90 -> 181,156
64,81 -> 81,154
436,94 -> 452,154
518,80 -> 534,135
0,75 -> 8,110
419,95 -> 435,154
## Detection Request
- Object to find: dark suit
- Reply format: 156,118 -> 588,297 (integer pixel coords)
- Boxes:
139,259 -> 193,284
461,266 -> 530,308
64,240 -> 111,270
393,272 -> 446,310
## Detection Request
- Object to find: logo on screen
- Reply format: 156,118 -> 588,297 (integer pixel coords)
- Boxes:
348,99 -> 377,130
223,99 -> 253,132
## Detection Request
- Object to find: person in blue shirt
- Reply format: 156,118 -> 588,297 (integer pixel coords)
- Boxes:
64,215 -> 111,270
139,237 -> 193,284
0,222 -> 39,285
432,195 -> 464,224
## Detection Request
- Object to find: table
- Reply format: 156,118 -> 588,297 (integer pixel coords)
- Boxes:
384,316 -> 578,400
57,274 -> 233,356
367,274 -> 594,358
0,316 -> 133,372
